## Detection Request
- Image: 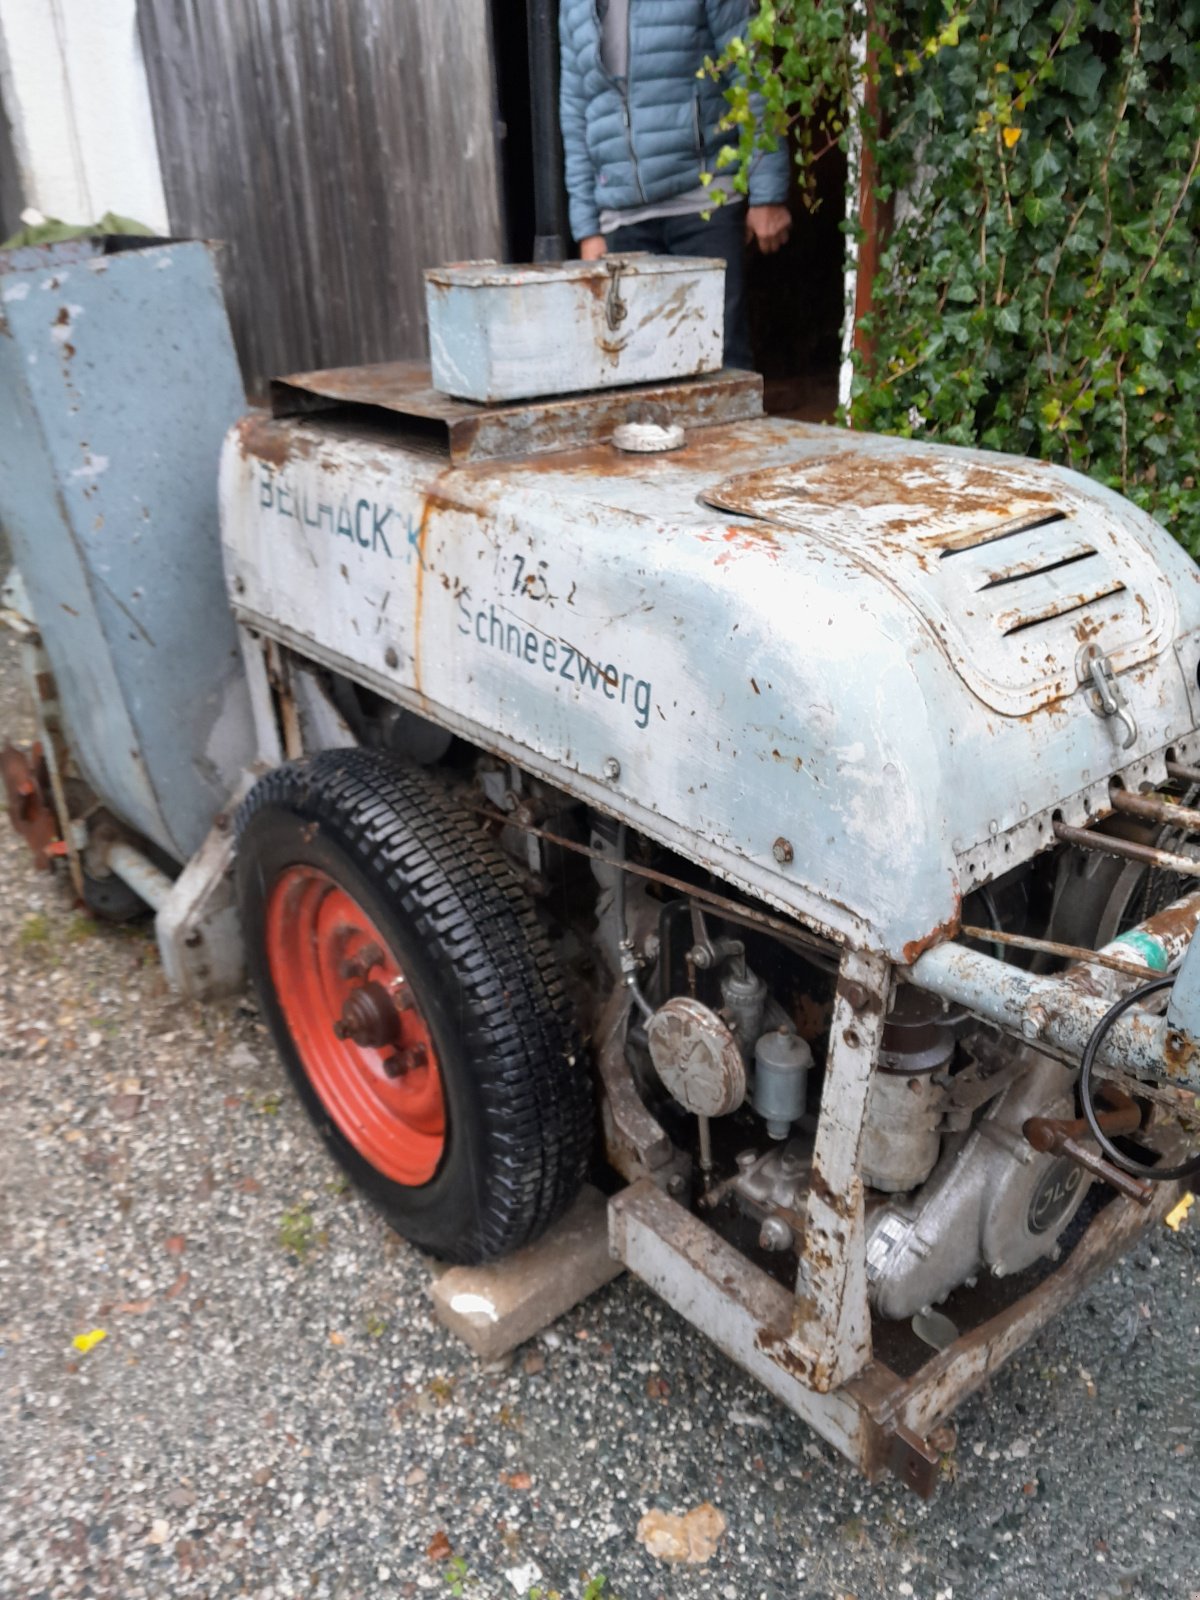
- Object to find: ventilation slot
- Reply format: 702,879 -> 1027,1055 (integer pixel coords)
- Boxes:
978,543 -> 1098,591
937,510 -> 1069,559
998,578 -> 1127,637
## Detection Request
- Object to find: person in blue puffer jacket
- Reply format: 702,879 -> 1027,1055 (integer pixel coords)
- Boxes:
559,0 -> 792,369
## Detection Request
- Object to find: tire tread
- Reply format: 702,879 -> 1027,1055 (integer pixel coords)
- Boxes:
236,749 -> 592,1261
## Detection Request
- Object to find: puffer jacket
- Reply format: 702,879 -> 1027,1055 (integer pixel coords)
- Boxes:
559,0 -> 790,241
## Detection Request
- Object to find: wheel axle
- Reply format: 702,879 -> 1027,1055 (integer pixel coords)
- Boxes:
333,980 -> 403,1049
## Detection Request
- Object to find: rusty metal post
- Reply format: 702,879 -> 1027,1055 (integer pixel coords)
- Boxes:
1053,820 -> 1200,879
1110,787 -> 1200,831
785,948 -> 890,1391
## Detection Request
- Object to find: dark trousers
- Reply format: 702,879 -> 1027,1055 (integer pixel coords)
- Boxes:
606,201 -> 753,371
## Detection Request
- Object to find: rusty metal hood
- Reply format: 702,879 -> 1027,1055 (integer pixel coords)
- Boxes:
221,406 -> 1200,961
702,450 -> 1177,718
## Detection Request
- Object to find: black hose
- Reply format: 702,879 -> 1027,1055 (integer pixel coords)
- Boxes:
1079,975 -> 1200,1182
526,0 -> 569,261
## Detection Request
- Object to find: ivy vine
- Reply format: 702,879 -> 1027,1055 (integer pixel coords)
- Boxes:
710,0 -> 1200,552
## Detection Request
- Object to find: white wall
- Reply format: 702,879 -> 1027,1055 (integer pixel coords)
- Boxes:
0,0 -> 168,231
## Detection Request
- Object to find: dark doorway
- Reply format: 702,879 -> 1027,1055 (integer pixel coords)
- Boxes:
0,86 -> 22,242
748,136 -> 846,424
491,2 -> 537,262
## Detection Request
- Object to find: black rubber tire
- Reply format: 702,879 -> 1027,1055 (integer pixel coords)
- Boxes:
81,867 -> 149,924
234,748 -> 593,1263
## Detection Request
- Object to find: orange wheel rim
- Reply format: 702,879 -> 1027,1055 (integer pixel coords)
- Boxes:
265,865 -> 446,1185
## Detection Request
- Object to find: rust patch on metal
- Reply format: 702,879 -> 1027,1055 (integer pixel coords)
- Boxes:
269,360 -> 762,465
411,489 -> 461,695
1161,1027 -> 1200,1082
704,452 -> 1062,540
1,742 -> 59,869
695,524 -> 783,567
900,902 -> 962,967
754,1322 -> 812,1379
235,413 -> 318,471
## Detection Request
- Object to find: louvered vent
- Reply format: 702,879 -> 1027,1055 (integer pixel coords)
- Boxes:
701,449 -> 1174,716
933,511 -> 1128,637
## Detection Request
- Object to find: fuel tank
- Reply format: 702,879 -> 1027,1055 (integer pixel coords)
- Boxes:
219,365 -> 1200,959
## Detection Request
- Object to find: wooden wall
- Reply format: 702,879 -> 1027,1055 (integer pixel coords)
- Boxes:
137,0 -> 505,397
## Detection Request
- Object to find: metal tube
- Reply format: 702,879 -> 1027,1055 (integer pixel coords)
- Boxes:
908,940 -> 1200,1090
1066,885 -> 1200,985
911,884 -> 1200,1089
106,842 -> 176,913
958,924 -> 1156,979
1166,760 -> 1200,786
1110,788 -> 1200,832
1053,820 -> 1200,878
1044,1135 -> 1153,1206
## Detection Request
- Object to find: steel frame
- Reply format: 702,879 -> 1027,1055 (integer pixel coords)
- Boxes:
608,943 -> 1187,1495
234,630 -> 1191,1494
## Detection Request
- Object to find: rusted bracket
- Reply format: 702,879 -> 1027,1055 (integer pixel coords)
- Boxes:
883,1422 -> 943,1500
595,983 -> 688,1190
1024,1088 -> 1154,1206
1,741 -> 59,869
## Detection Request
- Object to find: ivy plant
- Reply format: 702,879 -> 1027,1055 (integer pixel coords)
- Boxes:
709,0 -> 1200,552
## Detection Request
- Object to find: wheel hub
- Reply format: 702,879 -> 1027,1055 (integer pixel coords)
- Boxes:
334,980 -> 403,1049
265,864 -> 446,1186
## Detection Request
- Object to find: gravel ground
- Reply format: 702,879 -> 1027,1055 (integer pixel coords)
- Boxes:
2,625 -> 1199,1600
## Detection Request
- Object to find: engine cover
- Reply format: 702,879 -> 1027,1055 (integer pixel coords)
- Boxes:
221,382 -> 1200,961
865,1051 -> 1093,1321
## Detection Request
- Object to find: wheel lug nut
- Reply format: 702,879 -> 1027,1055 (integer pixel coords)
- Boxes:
341,942 -> 385,981
385,1043 -> 429,1076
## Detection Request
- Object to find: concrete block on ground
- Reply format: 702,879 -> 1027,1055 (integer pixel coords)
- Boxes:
429,1184 -> 623,1359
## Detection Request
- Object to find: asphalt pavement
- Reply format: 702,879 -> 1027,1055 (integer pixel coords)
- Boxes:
2,628 -> 1198,1600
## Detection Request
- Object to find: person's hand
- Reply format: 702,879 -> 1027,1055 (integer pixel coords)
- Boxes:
579,235 -> 608,260
746,205 -> 792,254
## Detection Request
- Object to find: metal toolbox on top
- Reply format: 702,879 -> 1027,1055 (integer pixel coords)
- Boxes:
424,255 -> 725,402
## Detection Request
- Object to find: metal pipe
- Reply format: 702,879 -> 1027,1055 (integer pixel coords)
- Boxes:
906,941 -> 1188,1080
1167,760 -> 1200,786
907,886 -> 1200,1092
106,841 -> 175,913
1053,820 -> 1200,879
1038,1134 -> 1153,1206
1110,788 -> 1200,832
526,0 -> 569,262
958,924 -> 1156,980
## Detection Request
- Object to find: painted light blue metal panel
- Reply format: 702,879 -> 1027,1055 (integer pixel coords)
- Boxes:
220,408 -> 1200,959
0,238 -> 254,861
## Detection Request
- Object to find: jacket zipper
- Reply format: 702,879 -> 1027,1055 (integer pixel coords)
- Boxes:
692,90 -> 703,157
622,96 -> 647,204
592,0 -> 647,204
